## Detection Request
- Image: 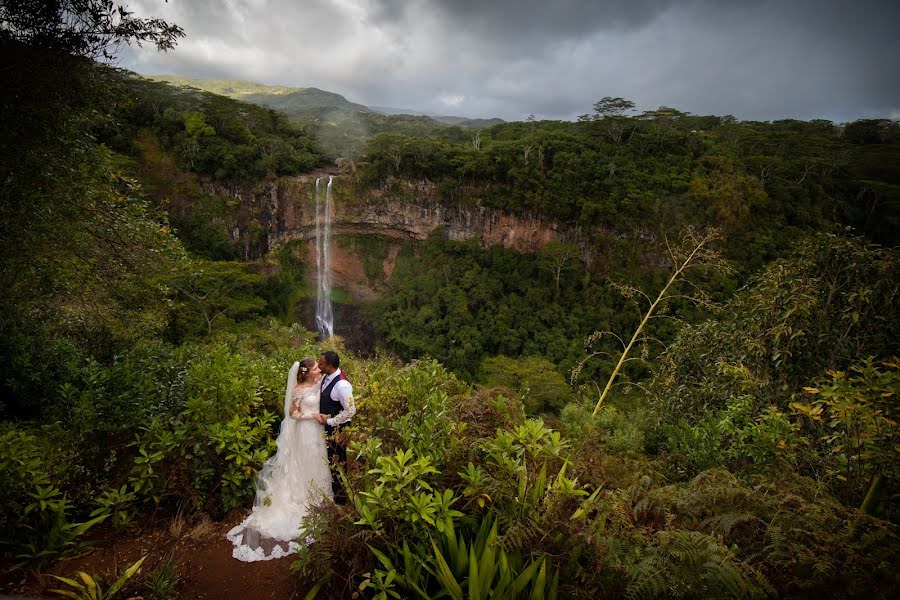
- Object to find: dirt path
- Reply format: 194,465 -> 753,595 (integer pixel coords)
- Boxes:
2,519 -> 308,599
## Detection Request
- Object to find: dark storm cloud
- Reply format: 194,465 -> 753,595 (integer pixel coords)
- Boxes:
369,0 -> 675,40
123,0 -> 900,122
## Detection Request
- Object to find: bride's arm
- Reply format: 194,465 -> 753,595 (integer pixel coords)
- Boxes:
289,400 -> 304,419
290,406 -> 322,420
297,412 -> 325,422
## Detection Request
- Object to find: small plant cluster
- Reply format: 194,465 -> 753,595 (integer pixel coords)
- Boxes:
49,556 -> 146,600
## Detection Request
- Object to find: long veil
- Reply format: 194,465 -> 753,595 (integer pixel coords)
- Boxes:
283,361 -> 300,419
249,360 -> 300,515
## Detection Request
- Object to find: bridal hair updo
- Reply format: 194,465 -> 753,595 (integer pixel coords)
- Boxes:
296,358 -> 317,384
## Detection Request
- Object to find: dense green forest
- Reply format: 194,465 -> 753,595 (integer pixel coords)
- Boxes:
351,105 -> 899,247
356,106 -> 899,381
1,2 -> 898,599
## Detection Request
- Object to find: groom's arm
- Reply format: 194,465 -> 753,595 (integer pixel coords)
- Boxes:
326,381 -> 356,427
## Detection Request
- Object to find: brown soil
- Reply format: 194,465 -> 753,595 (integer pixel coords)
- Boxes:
2,517 -> 308,600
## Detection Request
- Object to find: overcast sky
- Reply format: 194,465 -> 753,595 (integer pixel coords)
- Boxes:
122,0 -> 900,122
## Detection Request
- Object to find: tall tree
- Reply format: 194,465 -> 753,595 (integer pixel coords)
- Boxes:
0,0 -> 185,412
539,241 -> 579,298
590,96 -> 636,143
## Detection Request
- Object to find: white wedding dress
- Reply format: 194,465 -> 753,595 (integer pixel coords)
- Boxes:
227,371 -> 333,562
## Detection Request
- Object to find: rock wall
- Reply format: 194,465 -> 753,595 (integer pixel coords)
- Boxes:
201,174 -> 590,303
202,175 -> 584,259
268,176 -> 582,253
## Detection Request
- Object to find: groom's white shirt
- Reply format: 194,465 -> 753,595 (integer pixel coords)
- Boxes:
321,368 -> 355,427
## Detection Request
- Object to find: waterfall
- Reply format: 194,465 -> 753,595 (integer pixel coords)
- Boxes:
314,176 -> 335,339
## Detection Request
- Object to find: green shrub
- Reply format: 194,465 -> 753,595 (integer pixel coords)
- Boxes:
664,394 -> 797,478
143,551 -> 181,599
650,234 -> 898,431
0,427 -> 106,569
479,355 -> 575,415
565,397 -> 649,453
792,357 -> 899,513
361,517 -> 559,600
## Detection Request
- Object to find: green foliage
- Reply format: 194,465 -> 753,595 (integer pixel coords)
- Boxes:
792,357 -> 899,512
560,401 -> 648,456
49,555 -> 146,600
373,232 -> 641,381
259,241 -> 309,321
626,529 -> 769,599
355,358 -> 466,464
350,112 -> 899,262
0,1 -> 183,61
0,427 -> 107,569
125,341 -> 293,514
635,470 -> 900,598
464,421 -> 587,551
112,73 -> 326,182
478,356 -> 574,415
651,234 -> 898,433
0,33 -> 190,419
90,486 -> 137,529
361,518 -> 559,600
167,259 -> 269,338
353,449 -> 460,537
577,227 -> 730,417
664,395 -> 798,478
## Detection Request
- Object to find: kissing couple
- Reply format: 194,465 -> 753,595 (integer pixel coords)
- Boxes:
227,350 -> 354,562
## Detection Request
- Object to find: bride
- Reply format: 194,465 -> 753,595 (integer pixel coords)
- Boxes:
226,358 -> 333,561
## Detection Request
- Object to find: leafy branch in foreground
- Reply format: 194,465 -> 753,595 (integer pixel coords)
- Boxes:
574,227 -> 732,416
0,0 -> 184,61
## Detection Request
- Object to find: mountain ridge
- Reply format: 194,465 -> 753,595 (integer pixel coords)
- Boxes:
148,75 -> 503,125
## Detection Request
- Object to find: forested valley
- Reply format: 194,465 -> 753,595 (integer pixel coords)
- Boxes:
1,2 -> 898,599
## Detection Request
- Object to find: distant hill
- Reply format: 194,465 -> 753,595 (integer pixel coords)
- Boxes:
150,75 -> 299,98
151,76 -> 502,127
150,75 -> 501,157
150,76 -> 370,116
244,87 -> 371,115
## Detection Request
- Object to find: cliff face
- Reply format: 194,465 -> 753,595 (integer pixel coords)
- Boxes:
202,175 -> 582,259
202,175 -> 588,303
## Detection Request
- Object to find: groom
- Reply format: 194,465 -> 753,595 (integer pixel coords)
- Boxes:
315,350 -> 354,504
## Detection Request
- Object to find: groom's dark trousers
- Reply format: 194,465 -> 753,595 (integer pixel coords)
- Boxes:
320,375 -> 350,504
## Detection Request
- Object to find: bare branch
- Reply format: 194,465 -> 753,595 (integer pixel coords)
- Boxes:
586,227 -> 728,416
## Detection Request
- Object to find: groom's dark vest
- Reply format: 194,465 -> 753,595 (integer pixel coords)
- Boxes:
320,371 -> 350,434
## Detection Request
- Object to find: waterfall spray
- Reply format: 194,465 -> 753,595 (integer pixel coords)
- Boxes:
314,176 -> 335,339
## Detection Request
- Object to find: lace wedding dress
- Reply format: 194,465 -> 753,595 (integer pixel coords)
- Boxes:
227,374 -> 333,562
